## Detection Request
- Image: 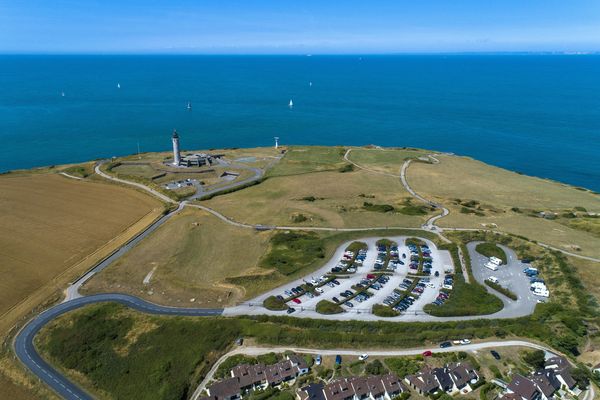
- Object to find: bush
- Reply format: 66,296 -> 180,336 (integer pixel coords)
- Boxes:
264,296 -> 288,311
363,202 -> 395,213
291,214 -> 308,223
475,242 -> 507,264
522,350 -> 545,370
339,164 -> 354,173
384,357 -> 422,377
372,304 -> 399,317
365,360 -> 387,375
316,300 -> 344,315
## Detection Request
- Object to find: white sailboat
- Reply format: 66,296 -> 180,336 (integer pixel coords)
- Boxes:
117,83 -> 121,89
309,81 -> 313,87
288,99 -> 294,108
61,91 -> 65,97
187,101 -> 192,111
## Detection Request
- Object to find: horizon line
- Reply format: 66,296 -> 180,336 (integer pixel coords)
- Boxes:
1,50 -> 600,57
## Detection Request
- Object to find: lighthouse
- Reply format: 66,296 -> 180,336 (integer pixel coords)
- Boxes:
172,130 -> 181,166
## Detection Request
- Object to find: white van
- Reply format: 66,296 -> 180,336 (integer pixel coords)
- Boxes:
487,276 -> 499,284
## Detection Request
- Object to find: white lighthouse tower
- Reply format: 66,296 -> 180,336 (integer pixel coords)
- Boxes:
172,130 -> 181,166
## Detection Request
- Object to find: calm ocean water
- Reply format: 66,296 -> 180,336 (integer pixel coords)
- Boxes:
1,55 -> 599,191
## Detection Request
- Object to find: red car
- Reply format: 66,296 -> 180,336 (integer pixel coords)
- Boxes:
366,274 -> 376,280
292,298 -> 302,304
422,350 -> 433,357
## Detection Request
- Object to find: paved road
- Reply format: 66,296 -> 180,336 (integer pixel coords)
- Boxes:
94,163 -> 176,204
14,293 -> 222,400
467,242 -> 537,318
189,158 -> 267,200
191,340 -> 559,400
64,202 -> 186,301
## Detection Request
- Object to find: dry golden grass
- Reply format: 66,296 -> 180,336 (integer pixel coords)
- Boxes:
0,173 -> 161,319
204,169 -> 430,228
83,207 -> 271,307
406,155 -> 600,258
347,147 -> 429,175
442,209 -> 600,259
409,155 -> 600,211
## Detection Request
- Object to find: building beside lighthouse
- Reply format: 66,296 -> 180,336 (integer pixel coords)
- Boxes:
172,130 -> 181,166
169,130 -> 223,167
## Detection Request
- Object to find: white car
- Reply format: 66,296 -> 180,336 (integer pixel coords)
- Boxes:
315,287 -> 324,294
358,354 -> 369,361
460,339 -> 471,345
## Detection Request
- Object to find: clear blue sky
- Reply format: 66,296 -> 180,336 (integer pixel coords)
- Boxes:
1,0 -> 600,54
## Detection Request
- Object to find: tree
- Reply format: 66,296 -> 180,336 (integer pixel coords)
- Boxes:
571,368 -> 590,390
365,359 -> 387,375
522,350 -> 546,370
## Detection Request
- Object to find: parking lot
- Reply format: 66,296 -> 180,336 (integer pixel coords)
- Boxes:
468,241 -> 538,318
227,236 -> 456,321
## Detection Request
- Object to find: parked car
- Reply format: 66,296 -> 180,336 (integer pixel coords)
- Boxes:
292,298 -> 302,304
422,350 -> 433,357
490,350 -> 501,360
335,355 -> 342,365
287,307 -> 296,314
332,297 -> 340,303
358,354 -> 369,361
315,355 -> 322,365
440,341 -> 452,348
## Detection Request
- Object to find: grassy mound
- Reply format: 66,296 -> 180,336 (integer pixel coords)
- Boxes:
316,300 -> 344,315
261,231 -> 325,275
485,280 -> 518,301
475,242 -> 508,264
424,278 -> 504,317
263,296 -> 288,311
372,304 -> 400,317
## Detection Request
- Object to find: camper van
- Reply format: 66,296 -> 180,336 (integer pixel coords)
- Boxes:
484,261 -> 499,271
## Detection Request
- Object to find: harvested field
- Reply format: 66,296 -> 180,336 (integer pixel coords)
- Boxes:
0,172 -> 162,321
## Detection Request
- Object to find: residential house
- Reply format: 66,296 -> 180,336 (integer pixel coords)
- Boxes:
231,363 -> 267,391
544,356 -> 578,394
323,379 -> 355,400
380,374 -> 408,399
506,374 -> 542,400
208,377 -> 243,400
288,354 -> 310,375
531,370 -> 561,399
405,367 -> 439,395
365,376 -> 386,400
448,362 -> 480,393
297,383 -> 325,400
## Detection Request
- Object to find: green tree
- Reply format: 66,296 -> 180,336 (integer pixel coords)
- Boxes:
365,359 -> 387,375
522,350 -> 546,370
571,368 -> 590,390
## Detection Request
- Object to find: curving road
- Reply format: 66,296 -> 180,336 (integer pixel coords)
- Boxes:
191,340 -> 560,400
15,293 -> 222,400
13,150 -> 600,400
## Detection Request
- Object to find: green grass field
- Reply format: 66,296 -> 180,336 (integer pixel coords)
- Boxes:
266,146 -> 348,177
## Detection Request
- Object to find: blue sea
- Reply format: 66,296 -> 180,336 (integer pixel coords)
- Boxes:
1,55 -> 599,191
